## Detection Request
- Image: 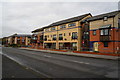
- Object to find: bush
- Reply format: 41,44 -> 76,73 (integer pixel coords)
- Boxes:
10,44 -> 18,47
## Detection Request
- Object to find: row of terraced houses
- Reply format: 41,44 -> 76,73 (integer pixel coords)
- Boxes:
3,10 -> 120,54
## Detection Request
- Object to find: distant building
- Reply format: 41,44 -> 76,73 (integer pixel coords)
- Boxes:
7,34 -> 32,47
1,37 -> 8,46
31,28 -> 44,49
88,10 -> 120,53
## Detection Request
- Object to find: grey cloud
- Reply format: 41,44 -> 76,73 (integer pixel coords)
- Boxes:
1,2 -> 118,38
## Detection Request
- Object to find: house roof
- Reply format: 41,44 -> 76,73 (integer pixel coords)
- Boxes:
32,13 -> 91,33
47,13 -> 91,27
31,27 -> 45,33
9,34 -> 32,37
87,10 -> 120,22
14,34 -> 32,37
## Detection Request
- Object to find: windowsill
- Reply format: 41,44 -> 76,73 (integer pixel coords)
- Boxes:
60,28 -> 66,30
100,35 -> 110,36
68,26 -> 76,27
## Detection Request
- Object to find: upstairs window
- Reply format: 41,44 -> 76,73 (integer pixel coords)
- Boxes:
69,33 -> 71,36
22,39 -> 25,42
51,27 -> 56,30
17,39 -> 20,40
40,35 -> 43,40
28,36 -> 31,38
84,32 -> 89,35
93,30 -> 96,35
100,29 -> 109,35
72,32 -> 77,39
44,36 -> 47,41
103,17 -> 108,21
60,25 -> 66,29
45,28 -> 49,32
68,23 -> 76,27
118,18 -> 120,28
64,33 -> 65,36
53,34 -> 56,40
59,34 -> 63,40
104,42 -> 108,47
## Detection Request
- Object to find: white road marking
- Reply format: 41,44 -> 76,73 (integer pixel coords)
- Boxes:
73,60 -> 90,64
26,67 -> 29,69
84,63 -> 90,64
11,76 -> 15,78
44,55 -> 51,58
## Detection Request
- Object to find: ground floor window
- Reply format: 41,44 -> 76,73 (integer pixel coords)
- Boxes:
44,43 -> 56,49
72,42 -> 77,50
103,42 -> 108,47
59,42 -> 77,51
59,43 -> 64,49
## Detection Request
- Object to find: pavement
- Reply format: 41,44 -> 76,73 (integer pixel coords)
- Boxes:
19,48 -> 119,60
2,47 -> 119,78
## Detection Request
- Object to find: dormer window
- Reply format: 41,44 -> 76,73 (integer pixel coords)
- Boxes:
60,25 -> 66,29
51,27 -> 56,30
103,17 -> 107,21
68,23 -> 76,27
45,28 -> 49,32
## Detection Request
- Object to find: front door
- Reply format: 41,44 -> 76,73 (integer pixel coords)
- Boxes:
93,42 -> 99,52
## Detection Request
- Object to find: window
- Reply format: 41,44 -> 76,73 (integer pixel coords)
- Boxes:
68,23 -> 76,27
100,29 -> 109,35
104,42 -> 108,47
22,39 -> 25,42
51,27 -> 56,30
72,43 -> 77,47
28,36 -> 31,38
45,28 -> 49,31
17,39 -> 20,40
44,36 -> 47,41
103,17 -> 107,21
32,37 -> 37,40
60,25 -> 66,29
53,34 -> 56,40
118,18 -> 120,28
83,35 -> 89,39
72,32 -> 77,39
72,42 -> 77,50
69,33 -> 71,36
64,33 -> 65,36
40,35 -> 43,40
93,30 -> 96,35
48,35 -> 49,38
59,34 -> 63,40
84,32 -> 89,34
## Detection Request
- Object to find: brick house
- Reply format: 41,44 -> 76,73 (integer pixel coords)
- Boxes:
7,34 -> 32,47
31,28 -> 44,49
87,10 -> 120,53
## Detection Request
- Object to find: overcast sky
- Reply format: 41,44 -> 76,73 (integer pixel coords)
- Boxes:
1,1 -> 119,38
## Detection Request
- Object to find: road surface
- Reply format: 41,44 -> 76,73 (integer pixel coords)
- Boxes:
2,47 -> 119,78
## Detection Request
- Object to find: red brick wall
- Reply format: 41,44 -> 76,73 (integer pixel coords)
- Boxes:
90,28 -> 120,53
90,30 -> 100,41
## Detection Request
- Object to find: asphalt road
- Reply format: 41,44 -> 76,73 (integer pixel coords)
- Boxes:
2,55 -> 42,78
2,47 -> 119,78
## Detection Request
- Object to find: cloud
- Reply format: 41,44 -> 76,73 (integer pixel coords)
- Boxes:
1,2 -> 118,38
